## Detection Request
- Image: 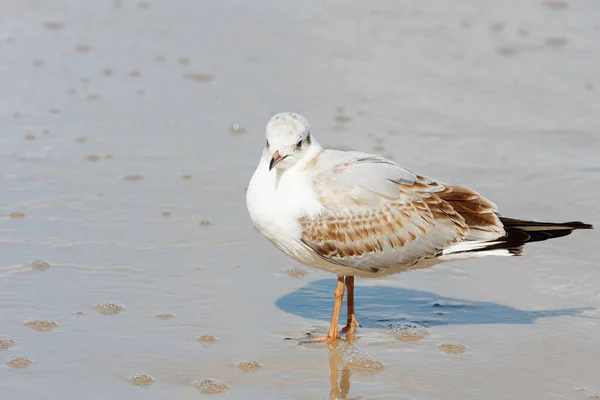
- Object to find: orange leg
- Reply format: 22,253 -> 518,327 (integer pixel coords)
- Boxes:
288,276 -> 345,343
341,276 -> 361,336
327,276 -> 345,339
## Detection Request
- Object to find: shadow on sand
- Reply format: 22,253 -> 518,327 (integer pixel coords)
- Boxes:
276,278 -> 591,329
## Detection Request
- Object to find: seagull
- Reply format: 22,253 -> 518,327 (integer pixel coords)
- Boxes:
246,112 -> 593,343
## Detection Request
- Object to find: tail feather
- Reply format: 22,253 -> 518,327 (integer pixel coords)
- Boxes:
500,217 -> 592,243
442,217 -> 593,258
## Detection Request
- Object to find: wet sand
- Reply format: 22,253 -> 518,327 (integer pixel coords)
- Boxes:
1,1 -> 600,399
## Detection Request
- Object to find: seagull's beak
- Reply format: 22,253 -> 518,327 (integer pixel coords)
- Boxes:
269,151 -> 287,171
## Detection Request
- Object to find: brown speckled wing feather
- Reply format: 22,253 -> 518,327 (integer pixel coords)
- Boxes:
436,183 -> 505,240
299,151 -> 508,272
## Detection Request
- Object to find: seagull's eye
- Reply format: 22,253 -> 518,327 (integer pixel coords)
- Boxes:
295,139 -> 303,149
266,139 -> 270,148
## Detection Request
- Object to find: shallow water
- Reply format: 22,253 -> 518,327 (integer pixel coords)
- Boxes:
1,0 -> 600,399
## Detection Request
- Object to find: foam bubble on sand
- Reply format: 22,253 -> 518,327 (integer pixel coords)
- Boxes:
236,360 -> 263,372
439,342 -> 467,354
95,303 -> 124,315
0,337 -> 16,350
194,379 -> 229,393
25,320 -> 59,332
286,268 -> 306,278
197,334 -> 217,347
128,374 -> 156,386
389,322 -> 429,341
31,260 -> 52,271
8,356 -> 34,369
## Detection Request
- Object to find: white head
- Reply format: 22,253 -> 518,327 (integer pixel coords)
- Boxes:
264,112 -> 320,171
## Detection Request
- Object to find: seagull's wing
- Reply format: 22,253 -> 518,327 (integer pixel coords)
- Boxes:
299,151 -> 504,272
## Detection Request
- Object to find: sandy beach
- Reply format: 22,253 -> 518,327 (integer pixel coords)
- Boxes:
1,0 -> 599,399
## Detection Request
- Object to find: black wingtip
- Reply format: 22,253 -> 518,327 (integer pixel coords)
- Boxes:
570,221 -> 594,229
500,217 -> 593,231
456,218 -> 594,257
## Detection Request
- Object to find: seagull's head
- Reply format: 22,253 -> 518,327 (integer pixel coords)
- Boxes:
264,112 -> 318,171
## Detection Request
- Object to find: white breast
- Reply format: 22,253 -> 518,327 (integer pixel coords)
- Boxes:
246,157 -> 323,262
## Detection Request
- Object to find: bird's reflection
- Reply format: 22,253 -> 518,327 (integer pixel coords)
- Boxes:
326,334 -> 382,400
328,339 -> 353,400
